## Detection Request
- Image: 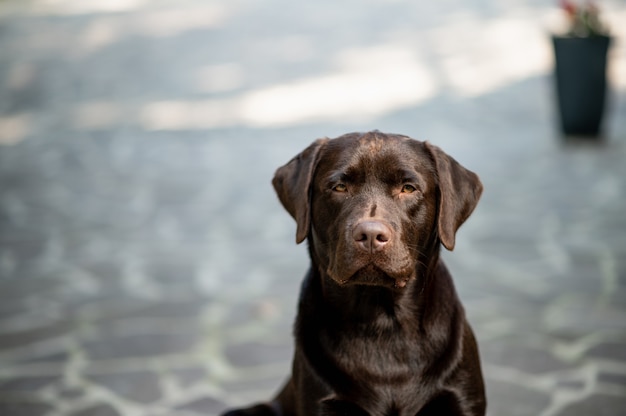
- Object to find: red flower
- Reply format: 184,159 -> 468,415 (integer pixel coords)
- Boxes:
559,0 -> 608,36
560,0 -> 577,17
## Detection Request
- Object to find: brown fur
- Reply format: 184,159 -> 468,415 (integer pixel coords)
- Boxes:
222,131 -> 486,416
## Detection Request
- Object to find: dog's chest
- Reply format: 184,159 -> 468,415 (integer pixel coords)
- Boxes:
330,333 -> 430,415
332,329 -> 418,383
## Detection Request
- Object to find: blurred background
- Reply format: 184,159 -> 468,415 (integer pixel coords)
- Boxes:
1,0 -> 625,415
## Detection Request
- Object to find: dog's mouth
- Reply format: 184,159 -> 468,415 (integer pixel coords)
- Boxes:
335,264 -> 413,289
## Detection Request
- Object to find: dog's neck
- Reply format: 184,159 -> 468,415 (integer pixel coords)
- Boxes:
304,245 -> 445,332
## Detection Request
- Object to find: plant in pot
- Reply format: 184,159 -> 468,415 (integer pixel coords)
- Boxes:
552,0 -> 611,137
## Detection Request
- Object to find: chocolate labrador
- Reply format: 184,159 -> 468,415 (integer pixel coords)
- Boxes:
222,131 -> 486,416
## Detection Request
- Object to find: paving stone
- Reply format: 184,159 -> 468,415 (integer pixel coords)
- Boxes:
78,261 -> 122,282
59,387 -> 86,399
554,394 -> 626,416
598,372 -> 626,386
0,321 -> 73,351
543,293 -> 626,335
0,275 -> 59,302
556,379 -> 586,390
26,352 -> 70,364
84,301 -> 207,335
224,341 -> 294,368
480,339 -> 573,374
70,404 -> 121,416
146,260 -> 198,290
485,380 -> 552,416
587,341 -> 626,361
83,333 -> 200,360
0,299 -> 30,320
65,297 -> 163,324
222,374 -> 287,395
87,371 -> 162,404
0,239 -> 46,269
175,396 -> 228,414
221,298 -> 290,328
0,401 -> 54,416
0,0 -> 625,415
0,375 -> 60,392
171,367 -> 208,388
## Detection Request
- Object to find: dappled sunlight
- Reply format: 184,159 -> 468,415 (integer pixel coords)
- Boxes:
433,13 -> 552,97
79,20 -> 120,54
76,4 -> 232,55
60,3 -> 624,133
195,63 -> 247,94
606,10 -> 626,91
5,63 -> 37,90
2,1 -> 623,136
140,98 -> 241,131
73,101 -> 124,130
240,45 -> 438,127
141,45 -> 437,129
0,115 -> 31,145
132,6 -> 232,37
139,11 -> 558,130
33,0 -> 149,15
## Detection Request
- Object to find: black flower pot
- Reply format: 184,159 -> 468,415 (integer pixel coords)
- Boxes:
552,35 -> 611,137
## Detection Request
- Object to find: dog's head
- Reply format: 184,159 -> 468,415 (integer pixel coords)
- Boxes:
272,131 -> 482,289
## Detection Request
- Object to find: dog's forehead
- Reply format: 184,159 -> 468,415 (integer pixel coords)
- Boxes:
319,132 -> 432,178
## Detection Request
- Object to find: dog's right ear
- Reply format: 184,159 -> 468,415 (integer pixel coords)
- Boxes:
272,138 -> 328,244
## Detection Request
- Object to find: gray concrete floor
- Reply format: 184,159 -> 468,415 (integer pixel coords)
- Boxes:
1,0 -> 626,415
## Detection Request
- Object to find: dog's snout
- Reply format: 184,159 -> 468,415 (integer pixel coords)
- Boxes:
353,221 -> 392,253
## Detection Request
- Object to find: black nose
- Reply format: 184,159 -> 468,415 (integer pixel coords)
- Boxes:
352,221 -> 392,253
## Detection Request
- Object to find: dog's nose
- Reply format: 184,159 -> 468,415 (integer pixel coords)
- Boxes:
352,221 -> 392,252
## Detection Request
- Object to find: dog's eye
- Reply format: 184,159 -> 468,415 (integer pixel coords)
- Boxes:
401,184 -> 417,194
333,184 -> 348,193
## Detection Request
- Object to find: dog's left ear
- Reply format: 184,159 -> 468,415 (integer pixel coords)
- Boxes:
425,142 -> 483,251
272,138 -> 328,244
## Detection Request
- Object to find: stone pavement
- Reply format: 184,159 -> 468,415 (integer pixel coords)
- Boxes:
1,0 -> 626,415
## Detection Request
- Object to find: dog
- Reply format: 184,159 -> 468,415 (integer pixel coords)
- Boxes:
222,131 -> 486,416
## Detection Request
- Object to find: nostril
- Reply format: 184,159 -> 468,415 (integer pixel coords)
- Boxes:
352,221 -> 392,252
